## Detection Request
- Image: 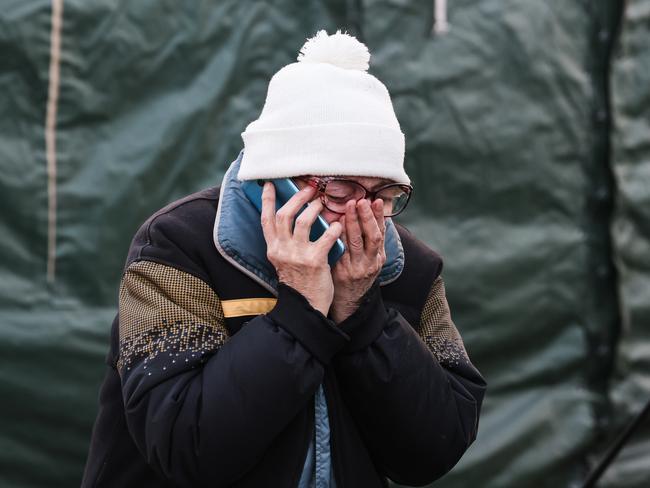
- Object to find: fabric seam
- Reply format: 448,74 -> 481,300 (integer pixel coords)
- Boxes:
137,193 -> 219,262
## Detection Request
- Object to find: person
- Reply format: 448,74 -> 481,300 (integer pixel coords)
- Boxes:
82,29 -> 486,488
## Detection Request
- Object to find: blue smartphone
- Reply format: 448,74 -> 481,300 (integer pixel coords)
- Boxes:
241,178 -> 345,267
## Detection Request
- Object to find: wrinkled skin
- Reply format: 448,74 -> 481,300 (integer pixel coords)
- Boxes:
260,178 -> 387,322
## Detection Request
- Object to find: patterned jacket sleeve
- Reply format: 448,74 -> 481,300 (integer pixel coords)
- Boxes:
117,257 -> 350,487
333,276 -> 486,486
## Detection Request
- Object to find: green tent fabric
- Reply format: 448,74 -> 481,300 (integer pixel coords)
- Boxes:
599,2 -> 650,487
0,1 -> 647,487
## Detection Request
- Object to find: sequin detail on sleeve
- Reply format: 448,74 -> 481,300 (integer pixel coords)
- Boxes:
117,260 -> 228,373
419,277 -> 469,366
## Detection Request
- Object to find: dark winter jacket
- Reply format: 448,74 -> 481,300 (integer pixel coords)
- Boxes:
82,155 -> 486,488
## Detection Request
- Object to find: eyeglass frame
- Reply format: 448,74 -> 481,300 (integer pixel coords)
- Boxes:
297,176 -> 414,217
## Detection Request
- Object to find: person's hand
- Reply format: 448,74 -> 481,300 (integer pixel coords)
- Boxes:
330,198 -> 387,323
261,182 -> 343,316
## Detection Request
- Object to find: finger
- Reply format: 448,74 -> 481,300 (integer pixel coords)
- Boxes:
372,201 -> 387,263
332,247 -> 350,276
260,182 -> 277,242
332,219 -> 350,276
345,200 -> 364,259
372,199 -> 387,260
293,199 -> 324,241
377,250 -> 386,269
315,220 -> 343,255
275,185 -> 317,236
338,216 -> 347,246
372,199 -> 386,236
357,199 -> 383,254
337,216 -> 352,261
336,219 -> 351,268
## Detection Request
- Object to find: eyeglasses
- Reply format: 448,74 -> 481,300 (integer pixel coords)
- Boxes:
298,176 -> 413,217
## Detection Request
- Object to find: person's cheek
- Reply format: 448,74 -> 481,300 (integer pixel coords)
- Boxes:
321,209 -> 343,224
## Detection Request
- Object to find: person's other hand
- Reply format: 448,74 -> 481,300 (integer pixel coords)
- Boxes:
261,182 -> 343,316
330,198 -> 386,323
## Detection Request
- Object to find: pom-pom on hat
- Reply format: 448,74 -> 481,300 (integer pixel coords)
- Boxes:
238,29 -> 409,184
297,29 -> 370,71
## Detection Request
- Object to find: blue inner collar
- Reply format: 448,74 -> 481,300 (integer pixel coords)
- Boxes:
213,150 -> 404,295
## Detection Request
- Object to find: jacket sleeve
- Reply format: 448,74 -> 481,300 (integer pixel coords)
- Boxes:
332,277 -> 487,486
117,259 -> 349,487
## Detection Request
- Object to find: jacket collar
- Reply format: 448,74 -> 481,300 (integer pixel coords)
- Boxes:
213,149 -> 404,296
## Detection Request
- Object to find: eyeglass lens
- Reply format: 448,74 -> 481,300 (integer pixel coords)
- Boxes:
322,180 -> 410,217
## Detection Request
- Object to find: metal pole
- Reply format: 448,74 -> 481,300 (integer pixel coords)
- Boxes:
582,398 -> 650,488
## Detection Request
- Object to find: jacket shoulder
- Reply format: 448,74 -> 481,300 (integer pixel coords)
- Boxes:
148,186 -> 220,221
394,222 -> 443,280
124,186 -> 221,280
382,222 -> 444,324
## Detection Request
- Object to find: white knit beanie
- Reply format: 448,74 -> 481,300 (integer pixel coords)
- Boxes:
237,29 -> 409,184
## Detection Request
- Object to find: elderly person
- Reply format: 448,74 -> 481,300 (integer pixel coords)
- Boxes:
82,30 -> 486,488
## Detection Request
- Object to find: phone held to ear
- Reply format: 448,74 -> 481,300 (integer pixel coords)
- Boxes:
241,178 -> 346,267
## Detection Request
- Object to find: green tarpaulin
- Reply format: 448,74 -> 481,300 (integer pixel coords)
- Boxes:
1,1 -> 647,486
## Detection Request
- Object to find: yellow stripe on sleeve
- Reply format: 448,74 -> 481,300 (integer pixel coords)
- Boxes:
221,298 -> 277,318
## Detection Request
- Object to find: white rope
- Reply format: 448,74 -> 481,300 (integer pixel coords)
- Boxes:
433,0 -> 449,35
46,0 -> 64,283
